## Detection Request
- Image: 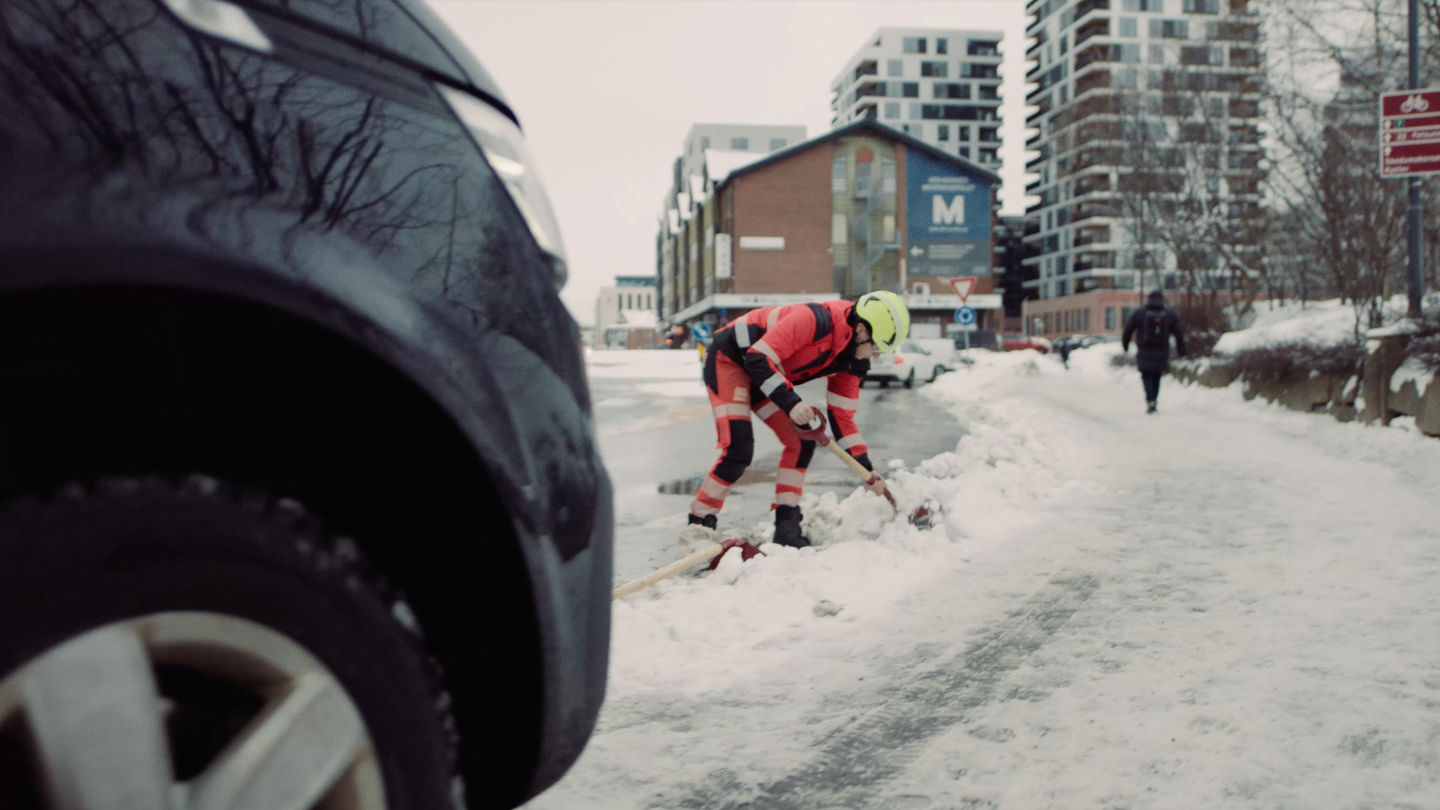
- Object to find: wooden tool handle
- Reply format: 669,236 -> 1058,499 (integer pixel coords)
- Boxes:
612,542 -> 723,599
823,439 -> 875,481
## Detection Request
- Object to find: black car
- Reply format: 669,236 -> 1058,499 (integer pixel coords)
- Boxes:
0,2 -> 611,809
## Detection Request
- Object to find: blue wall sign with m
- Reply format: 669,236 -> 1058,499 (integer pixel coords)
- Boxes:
905,149 -> 992,279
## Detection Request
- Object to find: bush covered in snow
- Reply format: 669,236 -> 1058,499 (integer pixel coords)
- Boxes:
1227,341 -> 1365,379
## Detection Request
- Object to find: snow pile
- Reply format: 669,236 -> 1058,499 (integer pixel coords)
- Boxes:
1215,296 -> 1420,354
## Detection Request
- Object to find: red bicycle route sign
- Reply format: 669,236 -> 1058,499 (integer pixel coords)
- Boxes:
1380,88 -> 1440,177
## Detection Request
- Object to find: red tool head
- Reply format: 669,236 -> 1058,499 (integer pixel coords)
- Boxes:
706,538 -> 765,570
909,499 -> 940,530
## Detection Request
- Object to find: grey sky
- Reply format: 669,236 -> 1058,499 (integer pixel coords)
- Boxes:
430,1 -> 1033,323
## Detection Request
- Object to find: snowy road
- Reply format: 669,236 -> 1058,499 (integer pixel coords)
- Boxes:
529,342 -> 1440,809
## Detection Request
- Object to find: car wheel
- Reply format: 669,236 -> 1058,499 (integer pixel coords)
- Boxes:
931,366 -> 948,382
0,477 -> 458,810
903,369 -> 915,389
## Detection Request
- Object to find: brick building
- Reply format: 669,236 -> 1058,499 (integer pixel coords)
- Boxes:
657,118 -> 1001,340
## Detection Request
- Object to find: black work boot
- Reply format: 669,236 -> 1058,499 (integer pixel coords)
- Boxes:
687,513 -> 718,530
772,505 -> 811,548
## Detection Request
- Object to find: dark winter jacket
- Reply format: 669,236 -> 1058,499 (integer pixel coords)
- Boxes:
1122,298 -> 1187,373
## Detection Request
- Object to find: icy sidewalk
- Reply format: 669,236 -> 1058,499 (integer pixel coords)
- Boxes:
528,349 -> 1440,809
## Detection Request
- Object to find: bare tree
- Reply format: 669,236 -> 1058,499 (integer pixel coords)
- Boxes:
1264,0 -> 1440,331
1115,64 -> 1268,333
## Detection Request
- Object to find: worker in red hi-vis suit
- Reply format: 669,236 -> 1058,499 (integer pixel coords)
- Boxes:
686,291 -> 910,547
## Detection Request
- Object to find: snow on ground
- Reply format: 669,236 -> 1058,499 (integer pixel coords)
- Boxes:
533,326 -> 1440,810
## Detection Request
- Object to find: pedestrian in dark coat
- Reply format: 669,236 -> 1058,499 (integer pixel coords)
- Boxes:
1122,291 -> 1187,413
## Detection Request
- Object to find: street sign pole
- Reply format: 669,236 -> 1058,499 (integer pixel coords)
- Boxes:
1407,0 -> 1424,319
1379,3 -> 1430,319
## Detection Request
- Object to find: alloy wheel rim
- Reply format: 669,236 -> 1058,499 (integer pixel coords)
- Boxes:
0,611 -> 386,810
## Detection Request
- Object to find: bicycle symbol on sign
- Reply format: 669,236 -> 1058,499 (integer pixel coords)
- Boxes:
1400,94 -> 1431,113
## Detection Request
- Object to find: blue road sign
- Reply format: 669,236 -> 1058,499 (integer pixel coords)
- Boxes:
691,322 -> 713,341
954,306 -> 977,326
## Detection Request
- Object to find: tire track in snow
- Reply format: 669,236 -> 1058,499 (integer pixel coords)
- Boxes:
667,573 -> 1099,809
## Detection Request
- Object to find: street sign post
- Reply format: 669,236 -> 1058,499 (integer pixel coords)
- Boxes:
1380,88 -> 1440,177
953,306 -> 977,332
948,276 -> 978,303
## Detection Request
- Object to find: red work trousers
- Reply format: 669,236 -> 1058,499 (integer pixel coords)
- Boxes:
688,351 -> 814,520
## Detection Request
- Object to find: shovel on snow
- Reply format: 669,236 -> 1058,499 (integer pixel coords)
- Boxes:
799,419 -> 938,530
611,538 -> 764,600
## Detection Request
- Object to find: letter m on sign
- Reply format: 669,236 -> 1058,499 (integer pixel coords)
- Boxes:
933,195 -> 965,225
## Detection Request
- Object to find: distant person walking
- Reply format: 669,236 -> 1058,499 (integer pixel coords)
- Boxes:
1122,290 -> 1187,414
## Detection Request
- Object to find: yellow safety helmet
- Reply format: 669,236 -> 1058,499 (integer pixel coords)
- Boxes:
855,290 -> 910,354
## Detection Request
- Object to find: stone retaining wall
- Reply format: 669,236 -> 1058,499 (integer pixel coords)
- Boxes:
1172,337 -> 1438,437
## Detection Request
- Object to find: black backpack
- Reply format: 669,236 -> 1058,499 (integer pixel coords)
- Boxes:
1139,310 -> 1168,348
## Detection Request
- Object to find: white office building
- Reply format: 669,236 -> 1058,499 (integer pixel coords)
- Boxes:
829,27 -> 1005,170
593,275 -> 658,348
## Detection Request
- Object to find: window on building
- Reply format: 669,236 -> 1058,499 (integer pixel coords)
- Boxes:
730,136 -> 748,149
831,156 -> 847,193
769,138 -> 787,150
1105,307 -> 1115,329
1183,0 -> 1218,11
1180,45 -> 1207,65
903,36 -> 927,54
882,159 -> 896,194
921,60 -> 947,77
1149,43 -> 1166,63
959,146 -> 971,158
832,213 -> 847,245
855,159 -> 871,193
882,214 -> 896,243
1150,18 -> 1188,38
979,85 -> 999,100
938,124 -> 950,141
887,58 -> 903,76
902,82 -> 919,97
979,127 -> 998,142
884,101 -> 899,118
937,38 -> 948,54
968,40 -> 999,56
1119,17 -> 1138,36
1122,0 -> 1164,10
1114,43 -> 1141,63
1058,34 -> 1068,55
958,125 -> 971,140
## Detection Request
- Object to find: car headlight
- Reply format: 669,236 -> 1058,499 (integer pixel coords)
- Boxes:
438,85 -> 568,287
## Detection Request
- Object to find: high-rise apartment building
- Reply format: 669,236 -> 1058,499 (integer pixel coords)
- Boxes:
830,27 -> 1005,171
1024,0 -> 1265,299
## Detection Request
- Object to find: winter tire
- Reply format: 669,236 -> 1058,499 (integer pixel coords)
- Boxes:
0,477 -> 458,810
903,369 -> 915,389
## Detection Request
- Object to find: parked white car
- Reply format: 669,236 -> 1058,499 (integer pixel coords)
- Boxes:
864,339 -> 952,388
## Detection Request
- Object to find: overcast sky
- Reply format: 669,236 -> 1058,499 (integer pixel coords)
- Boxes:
429,1 -> 1033,324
